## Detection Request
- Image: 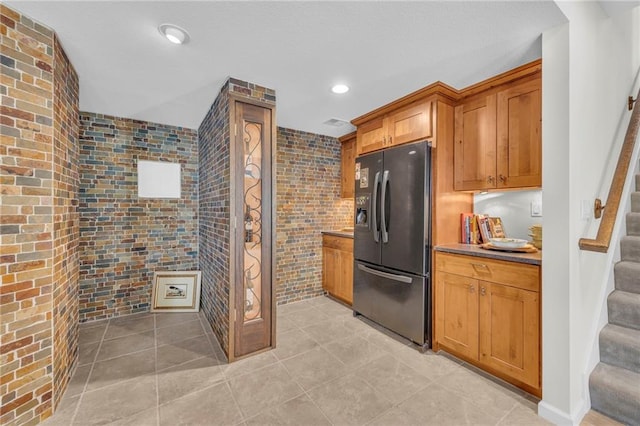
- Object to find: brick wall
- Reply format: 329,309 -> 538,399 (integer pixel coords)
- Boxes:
198,85 -> 231,355
0,5 -> 78,424
51,34 -> 79,409
198,78 -> 276,357
77,113 -> 198,322
275,128 -> 353,304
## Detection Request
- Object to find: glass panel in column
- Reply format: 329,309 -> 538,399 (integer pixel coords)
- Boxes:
243,121 -> 263,322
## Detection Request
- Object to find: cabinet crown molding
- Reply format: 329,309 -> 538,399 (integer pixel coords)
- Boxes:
350,59 -> 542,127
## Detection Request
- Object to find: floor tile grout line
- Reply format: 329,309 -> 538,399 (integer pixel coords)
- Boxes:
223,377 -> 247,424
90,341 -> 158,365
69,319 -> 110,425
276,358 -> 336,426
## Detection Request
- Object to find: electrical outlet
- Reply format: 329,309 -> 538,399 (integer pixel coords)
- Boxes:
531,201 -> 543,217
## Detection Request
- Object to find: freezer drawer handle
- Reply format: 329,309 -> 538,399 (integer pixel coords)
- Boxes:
357,264 -> 412,283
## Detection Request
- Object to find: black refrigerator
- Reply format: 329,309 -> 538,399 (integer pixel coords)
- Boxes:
353,140 -> 431,349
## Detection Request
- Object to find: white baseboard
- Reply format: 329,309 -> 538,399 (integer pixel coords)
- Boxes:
538,399 -> 589,425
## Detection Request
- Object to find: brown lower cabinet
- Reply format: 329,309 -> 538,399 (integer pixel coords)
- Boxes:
434,251 -> 541,397
322,234 -> 353,305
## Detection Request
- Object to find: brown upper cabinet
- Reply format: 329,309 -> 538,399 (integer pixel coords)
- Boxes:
356,100 -> 433,155
348,59 -> 541,192
454,93 -> 497,190
454,70 -> 542,191
496,77 -> 542,189
339,132 -> 356,198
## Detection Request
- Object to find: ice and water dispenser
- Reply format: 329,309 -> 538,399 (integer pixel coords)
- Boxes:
355,194 -> 370,229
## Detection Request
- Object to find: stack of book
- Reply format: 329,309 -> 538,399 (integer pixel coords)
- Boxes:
460,213 -> 505,244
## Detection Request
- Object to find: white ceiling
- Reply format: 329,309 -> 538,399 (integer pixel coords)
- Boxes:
8,1 -> 572,137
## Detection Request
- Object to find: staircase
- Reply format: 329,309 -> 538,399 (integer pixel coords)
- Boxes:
589,175 -> 640,424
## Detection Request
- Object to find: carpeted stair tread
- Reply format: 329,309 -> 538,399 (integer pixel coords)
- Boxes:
608,290 -> 640,330
589,362 -> 640,425
626,212 -> 640,236
613,260 -> 640,293
600,324 -> 640,374
632,192 -> 640,212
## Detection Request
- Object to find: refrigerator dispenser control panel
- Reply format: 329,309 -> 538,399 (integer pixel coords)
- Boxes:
355,195 -> 370,229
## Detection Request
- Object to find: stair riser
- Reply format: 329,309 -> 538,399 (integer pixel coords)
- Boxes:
620,240 -> 640,262
626,214 -> 640,236
589,363 -> 640,425
590,383 -> 640,425
600,334 -> 640,374
608,296 -> 640,331
632,192 -> 640,212
614,263 -> 640,293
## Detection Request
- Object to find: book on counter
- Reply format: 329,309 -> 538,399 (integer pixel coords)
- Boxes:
460,213 -> 505,244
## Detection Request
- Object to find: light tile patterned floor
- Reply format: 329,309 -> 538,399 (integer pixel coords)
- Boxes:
44,296 -> 550,426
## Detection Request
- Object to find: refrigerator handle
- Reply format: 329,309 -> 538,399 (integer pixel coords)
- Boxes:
381,170 -> 389,243
372,171 -> 380,243
357,263 -> 412,283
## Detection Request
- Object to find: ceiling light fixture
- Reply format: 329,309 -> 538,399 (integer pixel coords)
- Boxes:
158,23 -> 190,45
331,84 -> 349,94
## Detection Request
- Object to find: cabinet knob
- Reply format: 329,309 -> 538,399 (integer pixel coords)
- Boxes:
388,135 -> 392,144
469,284 -> 475,293
480,287 -> 486,296
499,174 -> 507,183
487,176 -> 494,184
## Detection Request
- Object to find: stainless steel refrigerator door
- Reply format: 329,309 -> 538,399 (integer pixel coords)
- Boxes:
354,151 -> 383,265
353,261 -> 429,345
380,141 -> 430,276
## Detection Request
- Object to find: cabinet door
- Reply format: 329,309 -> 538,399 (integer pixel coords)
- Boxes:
479,282 -> 539,389
496,78 -> 541,188
387,101 -> 432,147
357,116 -> 387,155
341,138 -> 356,198
435,271 -> 479,360
336,248 -> 353,305
454,94 -> 497,191
322,246 -> 337,295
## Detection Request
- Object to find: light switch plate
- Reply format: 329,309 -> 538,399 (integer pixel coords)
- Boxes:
531,201 -> 543,217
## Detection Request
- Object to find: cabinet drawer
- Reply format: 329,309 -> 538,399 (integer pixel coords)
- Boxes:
435,252 -> 539,292
322,235 -> 353,252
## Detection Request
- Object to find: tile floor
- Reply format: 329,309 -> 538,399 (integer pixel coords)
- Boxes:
44,296 -> 550,426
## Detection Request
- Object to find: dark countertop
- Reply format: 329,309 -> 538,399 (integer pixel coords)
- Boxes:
322,229 -> 354,239
435,243 -> 541,266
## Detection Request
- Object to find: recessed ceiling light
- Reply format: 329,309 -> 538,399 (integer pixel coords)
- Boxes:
331,84 -> 349,94
158,23 -> 190,45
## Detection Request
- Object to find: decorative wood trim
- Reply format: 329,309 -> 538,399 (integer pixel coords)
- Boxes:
350,59 -> 541,127
457,59 -> 542,100
579,87 -> 640,252
338,131 -> 357,143
351,82 -> 459,126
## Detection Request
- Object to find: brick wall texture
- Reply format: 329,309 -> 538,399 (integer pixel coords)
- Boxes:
276,128 -> 353,304
0,5 -> 79,425
198,84 -> 231,355
51,34 -> 79,410
77,113 -> 198,322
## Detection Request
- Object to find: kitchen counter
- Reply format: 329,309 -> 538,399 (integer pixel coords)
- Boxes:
434,243 -> 541,266
322,229 -> 354,239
